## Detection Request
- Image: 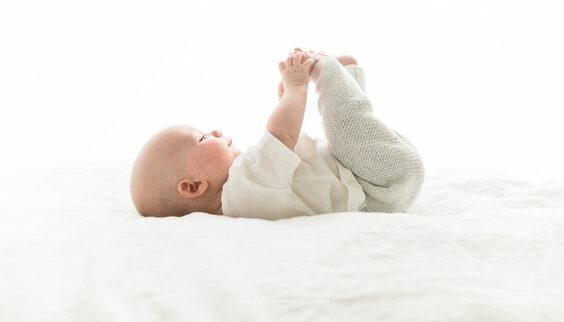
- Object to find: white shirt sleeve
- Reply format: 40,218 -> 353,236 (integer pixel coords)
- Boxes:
221,131 -> 303,219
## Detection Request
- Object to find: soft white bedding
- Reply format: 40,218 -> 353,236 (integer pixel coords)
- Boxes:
1,160 -> 563,322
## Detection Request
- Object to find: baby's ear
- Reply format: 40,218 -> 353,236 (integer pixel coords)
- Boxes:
177,179 -> 209,199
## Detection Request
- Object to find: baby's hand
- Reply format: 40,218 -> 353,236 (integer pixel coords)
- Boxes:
292,48 -> 328,62
301,49 -> 358,66
278,51 -> 316,89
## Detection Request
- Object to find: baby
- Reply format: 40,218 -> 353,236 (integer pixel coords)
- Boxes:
130,48 -> 425,219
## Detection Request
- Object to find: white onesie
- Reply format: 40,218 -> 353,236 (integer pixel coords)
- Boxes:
221,131 -> 366,219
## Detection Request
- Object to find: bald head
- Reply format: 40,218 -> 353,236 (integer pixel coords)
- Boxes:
130,125 -> 196,217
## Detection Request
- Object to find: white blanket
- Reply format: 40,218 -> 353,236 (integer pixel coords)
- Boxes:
1,160 -> 563,322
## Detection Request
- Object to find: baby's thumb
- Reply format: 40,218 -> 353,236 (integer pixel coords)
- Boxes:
303,57 -> 316,73
278,61 -> 286,75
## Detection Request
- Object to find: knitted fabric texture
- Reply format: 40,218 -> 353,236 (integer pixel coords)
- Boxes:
311,56 -> 425,212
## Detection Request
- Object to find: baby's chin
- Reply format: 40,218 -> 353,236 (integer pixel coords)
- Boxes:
230,146 -> 242,158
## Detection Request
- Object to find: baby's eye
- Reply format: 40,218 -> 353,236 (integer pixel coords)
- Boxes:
199,134 -> 207,143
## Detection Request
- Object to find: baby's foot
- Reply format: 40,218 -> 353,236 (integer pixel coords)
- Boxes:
336,55 -> 358,66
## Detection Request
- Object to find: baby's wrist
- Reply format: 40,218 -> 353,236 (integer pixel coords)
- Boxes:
310,55 -> 334,82
284,84 -> 308,92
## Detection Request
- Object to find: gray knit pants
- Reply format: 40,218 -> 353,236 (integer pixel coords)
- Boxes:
318,65 -> 425,213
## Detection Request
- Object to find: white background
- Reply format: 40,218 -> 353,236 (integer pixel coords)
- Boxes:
1,0 -> 563,170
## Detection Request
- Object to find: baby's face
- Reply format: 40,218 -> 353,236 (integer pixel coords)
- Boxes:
184,127 -> 241,183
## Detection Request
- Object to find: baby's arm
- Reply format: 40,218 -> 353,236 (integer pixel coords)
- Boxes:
267,51 -> 315,150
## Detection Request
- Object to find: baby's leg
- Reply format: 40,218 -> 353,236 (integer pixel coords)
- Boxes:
314,57 -> 425,213
342,63 -> 419,150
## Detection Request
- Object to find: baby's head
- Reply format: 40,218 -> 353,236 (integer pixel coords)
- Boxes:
130,125 -> 241,217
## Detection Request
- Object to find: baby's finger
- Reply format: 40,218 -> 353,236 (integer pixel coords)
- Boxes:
303,57 -> 316,74
306,50 -> 321,61
286,54 -> 294,68
293,52 -> 301,66
278,61 -> 286,75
